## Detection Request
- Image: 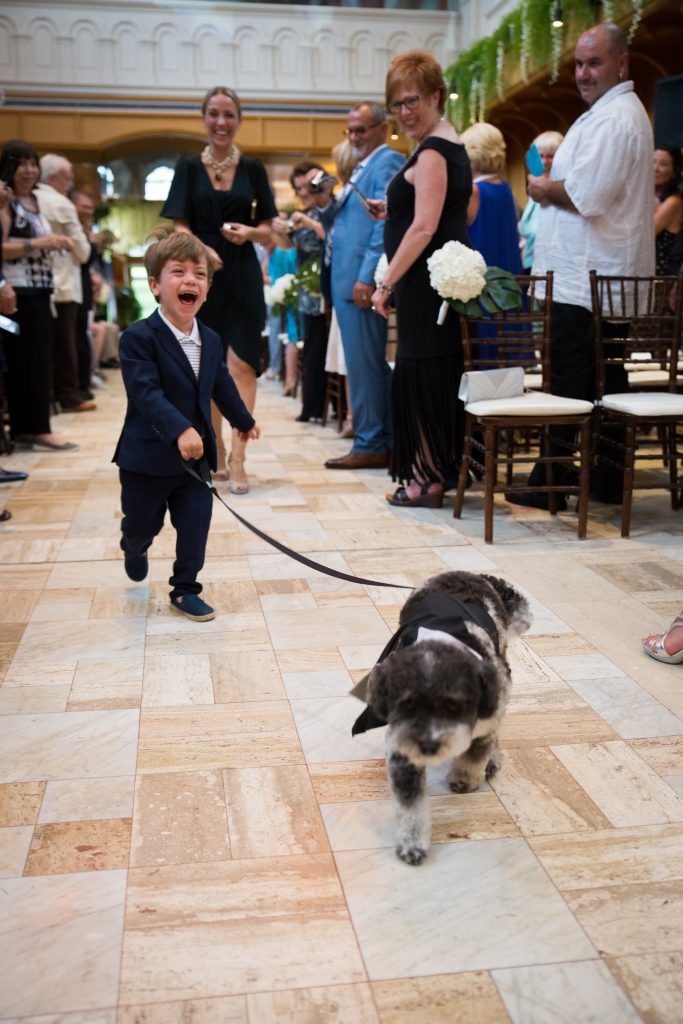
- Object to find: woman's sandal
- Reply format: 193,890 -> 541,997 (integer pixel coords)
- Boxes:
642,614 -> 683,664
211,468 -> 229,481
228,457 -> 249,495
387,483 -> 444,509
0,508 -> 11,522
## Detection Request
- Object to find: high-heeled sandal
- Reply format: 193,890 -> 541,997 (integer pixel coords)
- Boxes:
228,457 -> 249,495
387,483 -> 444,509
642,614 -> 683,664
282,382 -> 297,397
211,468 -> 229,481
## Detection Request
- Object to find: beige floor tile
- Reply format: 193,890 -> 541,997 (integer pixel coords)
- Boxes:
491,961 -> 641,1024
73,657 -> 144,685
10,617 -> 147,670
499,708 -> 617,749
0,824 -> 34,876
0,870 -> 126,1017
68,678 -> 143,711
567,675 -> 683,739
137,703 -> 303,773
0,587 -> 42,623
24,818 -> 132,874
565,881 -> 682,957
310,760 -> 389,803
605,953 -> 683,1024
0,708 -> 139,783
0,780 -> 46,825
529,823 -> 683,890
264,605 -> 391,650
490,747 -> 611,835
247,984 -> 379,1023
255,578 -> 310,595
38,777 -> 135,824
0,683 -> 71,714
335,839 -> 595,978
118,996 -> 247,1023
322,792 -> 519,851
224,764 -> 328,858
9,1012 -> 116,1024
210,649 -> 285,702
131,771 -> 230,867
290,695 -> 387,764
143,614 -> 271,656
275,647 -> 346,673
120,855 -> 366,1002
372,973 -> 510,1024
524,634 -> 594,657
551,740 -> 683,826
2,666 -> 75,689
142,653 -> 213,707
630,735 -> 683,775
281,669 -> 352,700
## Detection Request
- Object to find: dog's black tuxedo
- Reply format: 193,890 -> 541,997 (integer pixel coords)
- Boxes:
351,591 -> 500,735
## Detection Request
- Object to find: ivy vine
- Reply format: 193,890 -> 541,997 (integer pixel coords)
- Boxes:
445,0 -> 647,130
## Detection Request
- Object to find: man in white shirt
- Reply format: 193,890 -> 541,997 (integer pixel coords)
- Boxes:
509,22 -> 654,508
37,154 -> 94,412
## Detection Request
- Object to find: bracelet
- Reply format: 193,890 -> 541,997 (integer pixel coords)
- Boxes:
23,240 -> 32,256
378,282 -> 394,295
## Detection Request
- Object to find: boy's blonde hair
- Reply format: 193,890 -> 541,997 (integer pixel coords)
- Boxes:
144,225 -> 213,288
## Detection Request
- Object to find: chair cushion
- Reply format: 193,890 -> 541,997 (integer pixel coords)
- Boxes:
600,392 -> 683,416
466,392 -> 594,417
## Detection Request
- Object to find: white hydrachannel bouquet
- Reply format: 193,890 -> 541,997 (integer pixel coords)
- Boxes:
267,272 -> 297,313
426,240 -> 522,324
374,253 -> 389,288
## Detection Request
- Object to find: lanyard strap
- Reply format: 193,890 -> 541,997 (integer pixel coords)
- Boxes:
182,460 -> 413,591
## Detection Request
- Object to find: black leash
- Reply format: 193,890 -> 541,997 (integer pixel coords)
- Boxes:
182,460 -> 413,591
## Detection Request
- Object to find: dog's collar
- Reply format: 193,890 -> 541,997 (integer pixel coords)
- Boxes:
351,592 -> 499,735
415,626 -> 483,661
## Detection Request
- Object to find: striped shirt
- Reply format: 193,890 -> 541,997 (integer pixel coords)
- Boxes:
159,310 -> 201,379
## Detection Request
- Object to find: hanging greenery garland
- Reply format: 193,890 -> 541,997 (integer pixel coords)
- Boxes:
602,0 -> 615,19
628,0 -> 645,40
520,0 -> 531,82
550,16 -> 563,84
496,40 -> 505,99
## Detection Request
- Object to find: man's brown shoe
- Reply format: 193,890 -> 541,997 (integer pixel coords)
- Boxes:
67,400 -> 97,412
325,450 -> 390,470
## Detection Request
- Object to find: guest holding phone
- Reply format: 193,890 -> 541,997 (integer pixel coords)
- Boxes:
519,131 -> 564,271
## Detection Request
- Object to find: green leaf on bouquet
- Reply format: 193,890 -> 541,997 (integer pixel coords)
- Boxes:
479,291 -> 500,314
465,299 -> 483,317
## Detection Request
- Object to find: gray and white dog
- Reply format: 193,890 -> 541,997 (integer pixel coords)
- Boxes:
351,571 -> 531,865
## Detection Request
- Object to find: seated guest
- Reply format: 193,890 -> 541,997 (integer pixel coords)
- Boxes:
518,131 -> 564,271
653,148 -> 682,275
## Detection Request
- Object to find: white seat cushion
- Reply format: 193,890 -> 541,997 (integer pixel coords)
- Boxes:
600,391 -> 683,416
466,392 -> 594,417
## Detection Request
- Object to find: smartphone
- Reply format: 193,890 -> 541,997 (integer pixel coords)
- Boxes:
525,144 -> 544,177
348,179 -> 372,213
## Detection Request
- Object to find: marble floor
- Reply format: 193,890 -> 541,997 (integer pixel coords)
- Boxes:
1,372 -> 683,1024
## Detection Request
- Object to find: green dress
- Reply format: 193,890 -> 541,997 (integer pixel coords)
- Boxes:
162,154 -> 277,373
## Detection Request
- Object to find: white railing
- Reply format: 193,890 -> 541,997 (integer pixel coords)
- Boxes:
2,0 -> 462,104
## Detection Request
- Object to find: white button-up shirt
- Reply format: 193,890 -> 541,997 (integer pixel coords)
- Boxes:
159,309 -> 202,379
533,81 -> 655,311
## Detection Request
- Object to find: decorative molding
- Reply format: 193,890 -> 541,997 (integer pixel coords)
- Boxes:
1,1 -> 460,104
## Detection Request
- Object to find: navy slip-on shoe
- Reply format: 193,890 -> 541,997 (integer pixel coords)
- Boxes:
124,552 -> 148,582
0,467 -> 29,482
170,593 -> 215,622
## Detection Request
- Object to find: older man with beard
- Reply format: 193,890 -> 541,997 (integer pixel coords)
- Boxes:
507,22 -> 654,509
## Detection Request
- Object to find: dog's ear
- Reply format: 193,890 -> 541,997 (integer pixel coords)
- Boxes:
480,574 -> 532,635
477,662 -> 501,720
366,663 -> 390,721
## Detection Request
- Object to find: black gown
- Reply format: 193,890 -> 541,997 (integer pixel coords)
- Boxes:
384,137 -> 472,484
162,154 -> 278,374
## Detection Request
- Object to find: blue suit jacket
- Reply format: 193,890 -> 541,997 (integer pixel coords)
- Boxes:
331,145 -> 405,302
113,308 -> 255,476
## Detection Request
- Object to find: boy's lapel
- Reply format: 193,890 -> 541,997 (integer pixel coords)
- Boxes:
197,322 -> 216,397
150,309 -> 198,384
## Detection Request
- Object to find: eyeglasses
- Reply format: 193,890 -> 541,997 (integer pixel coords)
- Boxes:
387,94 -> 422,115
343,122 -> 382,137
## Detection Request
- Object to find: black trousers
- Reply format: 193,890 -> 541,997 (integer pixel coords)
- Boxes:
299,312 -> 328,420
4,291 -> 53,437
75,303 -> 92,395
53,301 -> 82,408
527,301 -> 627,501
119,466 -> 213,598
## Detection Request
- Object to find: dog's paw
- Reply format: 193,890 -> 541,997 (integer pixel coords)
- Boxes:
448,776 -> 479,794
396,840 -> 428,865
485,754 -> 501,780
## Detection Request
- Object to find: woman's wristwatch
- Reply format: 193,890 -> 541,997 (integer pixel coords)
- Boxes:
378,282 -> 393,295
23,240 -> 33,255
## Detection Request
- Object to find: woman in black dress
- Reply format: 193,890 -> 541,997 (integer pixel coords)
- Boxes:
371,52 -> 471,508
162,87 -> 277,493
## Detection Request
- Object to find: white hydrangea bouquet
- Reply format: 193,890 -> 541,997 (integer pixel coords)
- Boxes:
265,272 -> 297,313
426,240 -> 522,324
374,253 -> 389,288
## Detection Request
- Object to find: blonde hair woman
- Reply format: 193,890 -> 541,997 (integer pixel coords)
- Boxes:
519,130 -> 564,270
460,121 -> 522,276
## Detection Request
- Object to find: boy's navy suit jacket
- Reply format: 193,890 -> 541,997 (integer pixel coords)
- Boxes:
113,308 -> 255,476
